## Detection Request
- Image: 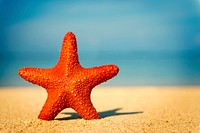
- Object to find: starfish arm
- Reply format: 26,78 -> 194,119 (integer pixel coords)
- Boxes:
38,92 -> 66,120
84,64 -> 119,88
56,32 -> 80,69
71,97 -> 100,120
18,67 -> 53,88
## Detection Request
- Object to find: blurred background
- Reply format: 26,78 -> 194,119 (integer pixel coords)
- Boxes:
0,0 -> 200,86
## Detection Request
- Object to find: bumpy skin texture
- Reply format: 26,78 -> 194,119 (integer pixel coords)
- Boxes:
18,32 -> 119,120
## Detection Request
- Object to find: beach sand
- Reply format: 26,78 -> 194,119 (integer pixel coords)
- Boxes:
0,86 -> 200,133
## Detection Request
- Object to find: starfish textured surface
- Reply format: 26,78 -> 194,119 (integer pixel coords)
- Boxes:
18,32 -> 119,120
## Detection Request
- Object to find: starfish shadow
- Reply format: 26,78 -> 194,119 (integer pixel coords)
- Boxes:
99,108 -> 143,118
55,108 -> 143,121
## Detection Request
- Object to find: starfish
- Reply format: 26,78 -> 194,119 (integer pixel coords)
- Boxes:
18,32 -> 119,120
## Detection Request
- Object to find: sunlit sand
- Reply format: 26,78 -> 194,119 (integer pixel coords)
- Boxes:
0,86 -> 200,132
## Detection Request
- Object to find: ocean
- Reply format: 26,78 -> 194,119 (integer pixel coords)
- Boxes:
0,50 -> 200,86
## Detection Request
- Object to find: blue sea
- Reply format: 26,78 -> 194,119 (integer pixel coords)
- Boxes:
0,50 -> 200,86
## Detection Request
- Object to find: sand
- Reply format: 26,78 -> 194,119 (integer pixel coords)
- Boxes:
0,86 -> 200,133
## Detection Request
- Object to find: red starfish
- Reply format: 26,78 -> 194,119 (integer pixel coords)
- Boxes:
18,32 -> 119,120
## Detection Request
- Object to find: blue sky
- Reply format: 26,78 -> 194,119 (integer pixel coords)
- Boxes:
1,0 -> 200,54
1,0 -> 200,86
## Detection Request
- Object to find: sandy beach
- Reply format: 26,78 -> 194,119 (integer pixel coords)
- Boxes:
0,86 -> 200,133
